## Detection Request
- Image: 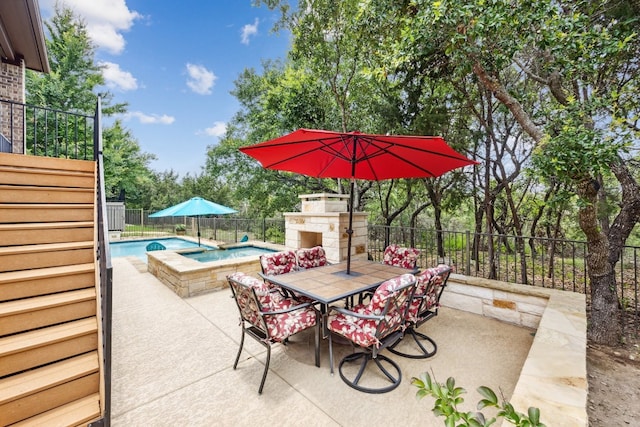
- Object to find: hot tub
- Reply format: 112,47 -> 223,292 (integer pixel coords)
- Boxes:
147,241 -> 285,297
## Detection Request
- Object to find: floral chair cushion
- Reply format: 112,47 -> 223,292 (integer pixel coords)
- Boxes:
264,299 -> 317,342
406,264 -> 451,323
228,272 -> 317,343
228,272 -> 283,308
260,250 -> 298,276
328,273 -> 415,348
383,244 -> 420,269
296,246 -> 328,269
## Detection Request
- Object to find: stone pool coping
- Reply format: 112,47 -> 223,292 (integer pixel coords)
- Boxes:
443,274 -> 587,426
147,240 -> 286,297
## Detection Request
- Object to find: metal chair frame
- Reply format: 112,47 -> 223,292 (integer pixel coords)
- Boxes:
388,265 -> 451,359
327,276 -> 416,394
228,276 -> 320,394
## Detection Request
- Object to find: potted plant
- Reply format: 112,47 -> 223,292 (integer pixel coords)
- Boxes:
175,223 -> 186,235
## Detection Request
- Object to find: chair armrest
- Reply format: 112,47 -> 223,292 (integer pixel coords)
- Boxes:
328,305 -> 383,321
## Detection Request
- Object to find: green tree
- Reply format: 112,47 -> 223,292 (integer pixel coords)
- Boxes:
25,4 -> 125,116
138,170 -> 182,211
101,120 -> 155,205
378,0 -> 640,344
203,62 -> 338,217
25,4 -> 156,208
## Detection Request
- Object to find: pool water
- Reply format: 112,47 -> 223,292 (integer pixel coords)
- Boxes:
110,238 -> 215,261
181,246 -> 277,263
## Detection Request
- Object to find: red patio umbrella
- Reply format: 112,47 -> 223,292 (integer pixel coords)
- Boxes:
239,128 -> 477,273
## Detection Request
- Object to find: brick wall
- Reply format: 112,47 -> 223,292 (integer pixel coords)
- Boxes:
0,60 -> 26,153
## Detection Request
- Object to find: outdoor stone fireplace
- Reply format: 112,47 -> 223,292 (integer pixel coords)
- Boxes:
285,193 -> 368,264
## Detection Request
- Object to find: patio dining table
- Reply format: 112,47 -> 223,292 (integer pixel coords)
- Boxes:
264,259 -> 416,308
263,259 -> 417,371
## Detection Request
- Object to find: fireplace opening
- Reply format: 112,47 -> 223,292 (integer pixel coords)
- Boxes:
299,231 -> 322,248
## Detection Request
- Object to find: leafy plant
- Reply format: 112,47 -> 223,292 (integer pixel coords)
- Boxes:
175,224 -> 186,232
412,372 -> 545,427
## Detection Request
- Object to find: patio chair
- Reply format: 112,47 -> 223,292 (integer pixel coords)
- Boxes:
355,244 -> 420,307
259,250 -> 313,302
259,250 -> 298,276
145,241 -> 166,251
296,246 -> 328,269
227,272 -> 320,394
382,244 -> 420,269
326,273 -> 417,393
388,264 -> 452,359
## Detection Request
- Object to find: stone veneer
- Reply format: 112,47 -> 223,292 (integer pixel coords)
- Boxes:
147,241 -> 286,298
442,274 -> 588,426
285,193 -> 368,265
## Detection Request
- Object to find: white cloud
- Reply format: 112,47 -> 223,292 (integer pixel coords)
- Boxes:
47,0 -> 142,54
185,63 -> 216,95
100,61 -> 137,91
126,111 -> 175,125
203,121 -> 226,137
241,18 -> 259,45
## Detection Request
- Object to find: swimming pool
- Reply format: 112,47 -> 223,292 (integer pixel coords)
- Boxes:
110,238 -> 216,261
180,246 -> 277,263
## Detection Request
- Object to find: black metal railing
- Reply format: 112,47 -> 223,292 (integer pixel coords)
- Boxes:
0,98 -> 94,159
115,211 -> 639,331
115,209 -> 287,246
368,225 -> 639,332
94,98 -> 112,427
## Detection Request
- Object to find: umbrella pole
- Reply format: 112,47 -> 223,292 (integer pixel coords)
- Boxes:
197,217 -> 201,246
346,179 -> 355,275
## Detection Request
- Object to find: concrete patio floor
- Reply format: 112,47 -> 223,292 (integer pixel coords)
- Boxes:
111,257 -> 534,426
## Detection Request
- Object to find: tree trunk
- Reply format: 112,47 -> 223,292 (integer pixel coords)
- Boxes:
576,180 -> 621,345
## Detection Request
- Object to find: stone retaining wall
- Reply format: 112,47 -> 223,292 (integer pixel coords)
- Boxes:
442,274 -> 588,426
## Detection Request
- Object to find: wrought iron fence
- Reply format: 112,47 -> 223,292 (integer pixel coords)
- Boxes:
115,210 -> 639,330
368,225 -> 639,332
116,209 -> 287,245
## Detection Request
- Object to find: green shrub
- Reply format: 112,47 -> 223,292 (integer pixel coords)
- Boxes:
412,372 -> 545,427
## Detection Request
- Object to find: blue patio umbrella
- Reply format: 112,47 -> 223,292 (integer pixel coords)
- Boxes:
149,197 -> 237,246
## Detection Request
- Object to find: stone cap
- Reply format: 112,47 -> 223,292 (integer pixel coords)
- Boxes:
299,193 -> 349,213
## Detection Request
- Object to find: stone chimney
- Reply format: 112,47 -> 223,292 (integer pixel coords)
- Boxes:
284,193 -> 368,264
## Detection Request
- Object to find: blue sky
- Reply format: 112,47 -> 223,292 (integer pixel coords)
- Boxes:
39,0 -> 292,177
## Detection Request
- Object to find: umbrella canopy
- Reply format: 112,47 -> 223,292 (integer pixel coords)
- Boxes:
239,128 -> 475,180
240,129 -> 478,274
149,197 -> 237,246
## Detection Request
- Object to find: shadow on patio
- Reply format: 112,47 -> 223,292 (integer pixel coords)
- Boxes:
111,257 -> 533,426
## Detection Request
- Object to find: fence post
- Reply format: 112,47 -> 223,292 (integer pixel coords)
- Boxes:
140,208 -> 144,237
263,218 -> 266,242
465,230 -> 471,276
235,219 -> 239,242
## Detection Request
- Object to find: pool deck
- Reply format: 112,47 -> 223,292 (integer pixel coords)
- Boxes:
112,256 -> 542,426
